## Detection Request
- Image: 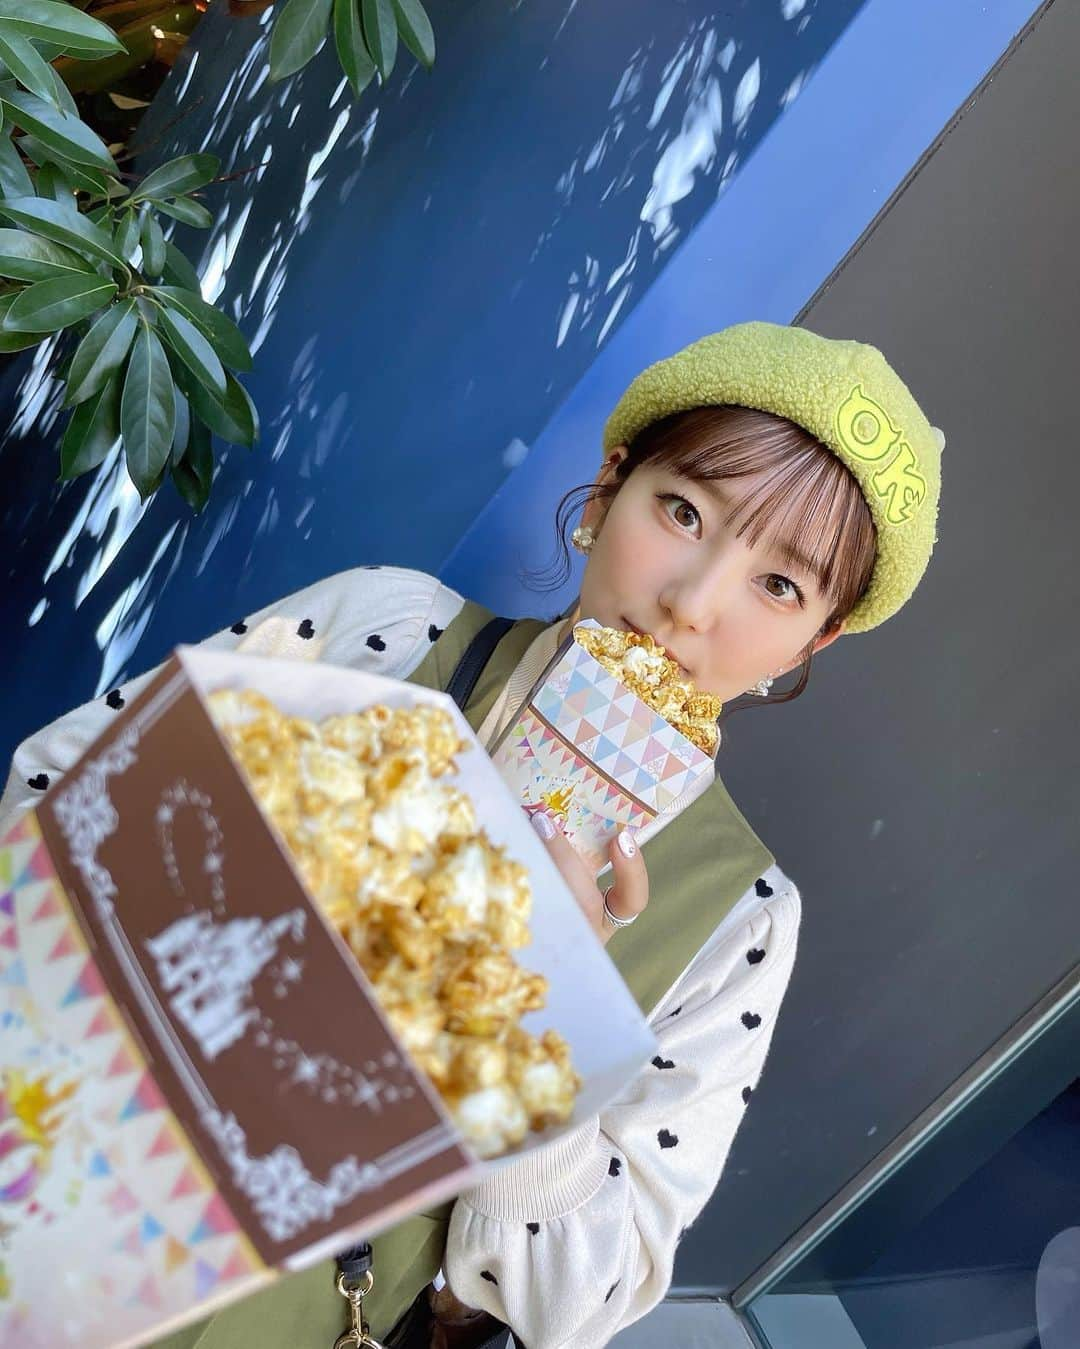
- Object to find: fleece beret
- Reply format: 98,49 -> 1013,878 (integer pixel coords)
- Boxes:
602,321 -> 942,633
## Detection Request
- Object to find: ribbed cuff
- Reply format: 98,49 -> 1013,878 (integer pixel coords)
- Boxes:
460,1117 -> 609,1221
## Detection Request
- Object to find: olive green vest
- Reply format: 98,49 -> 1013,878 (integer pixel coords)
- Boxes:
155,603 -> 772,1349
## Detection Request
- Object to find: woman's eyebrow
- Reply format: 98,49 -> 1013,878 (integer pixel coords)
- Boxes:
772,539 -> 827,590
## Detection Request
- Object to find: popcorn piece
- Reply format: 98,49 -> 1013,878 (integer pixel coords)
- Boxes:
505,1027 -> 579,1132
574,625 -> 722,754
447,1085 -> 529,1160
209,689 -> 582,1159
420,838 -> 532,949
380,704 -> 467,778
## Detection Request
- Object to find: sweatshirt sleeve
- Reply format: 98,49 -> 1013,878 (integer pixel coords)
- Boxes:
443,870 -> 801,1349
0,566 -> 463,834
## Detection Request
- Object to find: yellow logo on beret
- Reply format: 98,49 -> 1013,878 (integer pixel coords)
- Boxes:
836,385 -> 927,525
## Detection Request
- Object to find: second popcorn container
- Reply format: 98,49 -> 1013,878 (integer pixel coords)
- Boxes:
489,620 -> 719,872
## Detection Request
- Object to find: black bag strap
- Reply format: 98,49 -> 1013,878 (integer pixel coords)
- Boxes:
443,616 -> 515,712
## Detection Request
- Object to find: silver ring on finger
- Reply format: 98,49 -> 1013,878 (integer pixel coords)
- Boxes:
603,892 -> 638,928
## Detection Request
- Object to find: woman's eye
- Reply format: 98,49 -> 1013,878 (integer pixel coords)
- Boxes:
659,494 -> 701,533
765,574 -> 805,605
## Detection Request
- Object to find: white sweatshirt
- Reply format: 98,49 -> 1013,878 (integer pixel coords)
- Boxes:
0,565 -> 801,1349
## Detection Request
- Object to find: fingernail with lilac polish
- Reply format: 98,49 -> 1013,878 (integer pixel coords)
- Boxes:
532,813 -> 556,841
617,829 -> 637,858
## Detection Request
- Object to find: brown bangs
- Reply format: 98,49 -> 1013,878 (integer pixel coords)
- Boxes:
629,406 -> 877,623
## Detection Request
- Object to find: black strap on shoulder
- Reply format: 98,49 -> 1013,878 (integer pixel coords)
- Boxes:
443,616 -> 514,712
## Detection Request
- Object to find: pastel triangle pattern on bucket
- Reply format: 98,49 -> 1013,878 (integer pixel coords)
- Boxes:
219,1246 -> 255,1282
164,1235 -> 191,1273
107,1182 -> 140,1217
3,816 -> 33,845
120,1072 -> 166,1121
61,957 -> 106,1006
194,1259 -> 220,1299
83,1005 -> 115,1040
30,892 -> 62,922
107,1044 -> 140,1078
170,1166 -> 203,1201
147,1122 -> 181,1160
130,1274 -> 161,1309
0,957 -> 26,987
88,1150 -> 112,1178
28,841 -> 54,880
189,1193 -> 238,1244
47,928 -> 80,962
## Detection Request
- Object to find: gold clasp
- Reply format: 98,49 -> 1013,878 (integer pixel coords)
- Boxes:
334,1269 -> 387,1349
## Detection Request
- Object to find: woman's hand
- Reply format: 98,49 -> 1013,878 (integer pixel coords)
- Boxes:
529,815 -> 649,945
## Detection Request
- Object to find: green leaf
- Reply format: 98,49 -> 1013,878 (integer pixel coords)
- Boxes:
161,238 -> 200,290
153,195 -> 212,229
3,271 -> 116,332
268,0 -> 333,82
333,0 -> 376,98
187,414 -> 212,486
0,86 -> 115,174
170,386 -> 190,466
187,370 -> 258,447
172,456 -> 206,510
0,1 -> 126,57
0,290 -> 42,350
152,285 -> 252,372
0,226 -> 94,281
361,0 -> 396,79
64,297 -> 137,405
0,131 -> 34,196
34,160 -> 72,201
113,209 -> 139,263
121,321 -> 175,497
18,132 -> 109,194
44,58 -> 78,118
172,417 -> 212,510
59,373 -> 122,479
0,30 -> 64,107
140,209 -> 164,277
129,152 -> 218,204
155,302 -> 226,398
0,195 -> 126,270
392,0 -> 434,68
30,42 -> 65,62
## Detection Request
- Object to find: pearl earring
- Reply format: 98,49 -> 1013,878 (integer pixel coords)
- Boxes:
571,525 -> 595,554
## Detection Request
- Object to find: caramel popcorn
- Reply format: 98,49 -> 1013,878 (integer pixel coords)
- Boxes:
209,689 -> 580,1158
573,625 -> 722,754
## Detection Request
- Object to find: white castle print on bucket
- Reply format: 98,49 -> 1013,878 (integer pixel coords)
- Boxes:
146,909 -> 307,1060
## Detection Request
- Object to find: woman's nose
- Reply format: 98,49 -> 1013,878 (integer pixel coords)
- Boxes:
661,577 -> 722,633
661,552 -> 743,631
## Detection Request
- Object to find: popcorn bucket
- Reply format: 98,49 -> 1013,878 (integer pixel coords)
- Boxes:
489,621 -> 717,872
0,648 -> 655,1348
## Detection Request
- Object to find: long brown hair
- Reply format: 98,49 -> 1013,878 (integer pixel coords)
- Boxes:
536,405 -> 877,719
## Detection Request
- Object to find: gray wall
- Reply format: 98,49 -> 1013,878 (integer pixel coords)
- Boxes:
676,0 -> 1079,1295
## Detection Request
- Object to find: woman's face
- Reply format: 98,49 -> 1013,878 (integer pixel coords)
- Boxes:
577,449 -> 845,701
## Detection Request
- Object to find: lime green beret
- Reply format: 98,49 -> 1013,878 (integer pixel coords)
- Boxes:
602,321 -> 942,633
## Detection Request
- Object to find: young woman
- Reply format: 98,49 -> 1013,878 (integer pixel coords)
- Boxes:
0,322 -> 942,1349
